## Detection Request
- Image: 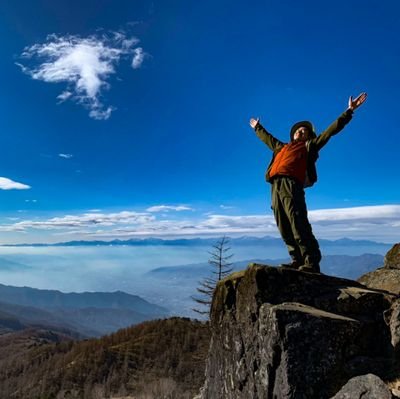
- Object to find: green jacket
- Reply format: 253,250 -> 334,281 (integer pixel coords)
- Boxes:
254,109 -> 354,187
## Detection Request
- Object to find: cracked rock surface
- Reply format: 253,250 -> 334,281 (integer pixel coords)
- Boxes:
199,264 -> 396,399
330,373 -> 392,399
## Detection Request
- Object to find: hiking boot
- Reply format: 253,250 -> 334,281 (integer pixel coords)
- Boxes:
279,260 -> 301,270
298,264 -> 321,274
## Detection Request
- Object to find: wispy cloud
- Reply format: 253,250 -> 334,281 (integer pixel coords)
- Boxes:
309,205 -> 400,224
132,47 -> 145,69
1,205 -> 399,243
0,177 -> 30,190
17,31 -> 148,120
220,205 -> 235,210
3,211 -> 154,231
146,205 -> 193,212
58,153 -> 73,159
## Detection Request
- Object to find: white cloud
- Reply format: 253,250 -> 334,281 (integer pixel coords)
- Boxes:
0,177 -> 31,190
82,205 -> 400,243
1,211 -> 154,232
220,205 -> 235,210
309,205 -> 400,225
132,47 -> 146,69
57,91 -> 72,101
18,32 -> 147,120
307,205 -> 400,242
1,205 -> 399,243
59,153 -> 73,159
146,205 -> 193,212
89,106 -> 114,120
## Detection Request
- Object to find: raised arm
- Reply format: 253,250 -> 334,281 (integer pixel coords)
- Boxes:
348,92 -> 368,112
313,92 -> 367,150
249,117 -> 284,151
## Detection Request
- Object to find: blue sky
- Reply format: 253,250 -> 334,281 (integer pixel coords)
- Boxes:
0,0 -> 399,244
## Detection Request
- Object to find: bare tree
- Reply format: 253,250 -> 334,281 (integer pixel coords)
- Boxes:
192,236 -> 234,316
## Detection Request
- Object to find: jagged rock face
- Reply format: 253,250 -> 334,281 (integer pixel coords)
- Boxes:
358,243 -> 400,294
199,264 -> 396,399
358,268 -> 400,294
331,374 -> 392,399
385,243 -> 400,269
384,299 -> 400,352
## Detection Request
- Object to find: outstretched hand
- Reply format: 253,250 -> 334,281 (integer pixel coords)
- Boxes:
249,117 -> 260,129
348,92 -> 367,111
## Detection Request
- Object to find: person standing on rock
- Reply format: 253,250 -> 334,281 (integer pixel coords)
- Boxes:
249,93 -> 367,273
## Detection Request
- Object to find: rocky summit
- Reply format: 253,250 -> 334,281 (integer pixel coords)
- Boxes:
358,243 -> 400,294
359,243 -> 400,389
198,261 -> 399,399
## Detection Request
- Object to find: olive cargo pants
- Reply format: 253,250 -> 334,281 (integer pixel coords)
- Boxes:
271,177 -> 321,266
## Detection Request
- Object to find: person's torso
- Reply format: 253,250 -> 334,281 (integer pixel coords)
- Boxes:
268,141 -> 308,184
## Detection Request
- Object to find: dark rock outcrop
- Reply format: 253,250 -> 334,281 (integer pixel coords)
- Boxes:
330,373 -> 392,399
358,242 -> 400,294
199,264 -> 397,399
385,298 -> 400,353
385,243 -> 400,269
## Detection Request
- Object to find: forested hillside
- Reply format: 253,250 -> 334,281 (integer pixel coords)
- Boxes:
0,317 -> 210,399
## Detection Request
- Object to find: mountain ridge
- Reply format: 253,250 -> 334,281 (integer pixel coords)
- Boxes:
0,284 -> 169,337
0,236 -> 392,247
147,253 -> 384,281
0,283 -> 167,313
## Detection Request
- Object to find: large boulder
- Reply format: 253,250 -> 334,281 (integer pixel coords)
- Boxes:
358,243 -> 400,294
330,374 -> 392,399
199,264 -> 396,399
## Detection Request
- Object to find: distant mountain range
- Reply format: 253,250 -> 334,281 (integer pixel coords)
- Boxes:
0,257 -> 32,270
0,302 -> 82,338
0,236 -> 392,247
144,254 -> 385,317
0,284 -> 168,337
147,253 -> 384,281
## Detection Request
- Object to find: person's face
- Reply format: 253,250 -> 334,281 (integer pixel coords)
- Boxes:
293,126 -> 310,141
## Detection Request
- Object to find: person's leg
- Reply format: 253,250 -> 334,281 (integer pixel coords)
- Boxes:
271,179 -> 303,267
280,178 -> 321,272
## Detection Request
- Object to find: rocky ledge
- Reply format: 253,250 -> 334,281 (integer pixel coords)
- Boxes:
198,261 -> 399,399
358,243 -> 400,294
